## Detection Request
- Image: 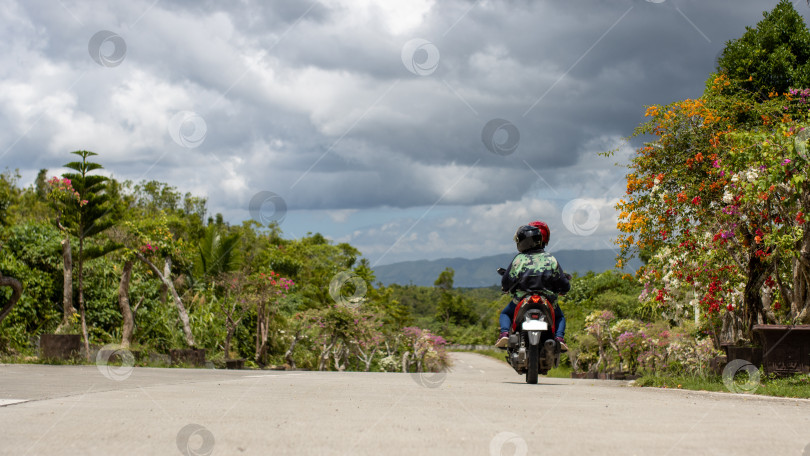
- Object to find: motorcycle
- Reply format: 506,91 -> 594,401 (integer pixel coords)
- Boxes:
497,268 -> 561,384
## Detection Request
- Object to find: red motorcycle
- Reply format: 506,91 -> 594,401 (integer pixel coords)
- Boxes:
497,268 -> 561,384
507,294 -> 560,383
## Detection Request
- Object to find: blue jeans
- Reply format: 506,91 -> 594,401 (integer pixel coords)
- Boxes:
500,299 -> 566,340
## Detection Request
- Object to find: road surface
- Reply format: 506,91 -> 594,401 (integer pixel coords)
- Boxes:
1,352 -> 809,455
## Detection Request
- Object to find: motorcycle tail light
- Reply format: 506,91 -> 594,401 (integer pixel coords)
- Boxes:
530,314 -> 540,319
531,295 -> 541,303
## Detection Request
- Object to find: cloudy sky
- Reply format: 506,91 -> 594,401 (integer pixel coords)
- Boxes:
2,0 -> 808,265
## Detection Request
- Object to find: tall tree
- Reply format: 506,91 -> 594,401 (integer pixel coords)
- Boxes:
618,1 -> 810,340
718,0 -> 810,101
59,151 -> 121,357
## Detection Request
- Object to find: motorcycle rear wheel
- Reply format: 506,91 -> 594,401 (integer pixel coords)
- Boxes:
526,343 -> 539,384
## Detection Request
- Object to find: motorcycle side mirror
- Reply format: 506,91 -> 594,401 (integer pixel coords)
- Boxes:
497,267 -> 506,276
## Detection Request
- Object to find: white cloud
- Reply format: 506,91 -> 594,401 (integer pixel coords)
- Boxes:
1,0 -> 799,264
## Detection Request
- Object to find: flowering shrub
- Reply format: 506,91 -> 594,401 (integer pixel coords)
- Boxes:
46,177 -> 88,207
123,217 -> 186,260
666,333 -> 721,376
616,330 -> 646,374
574,311 -> 722,377
617,77 -> 810,337
582,310 -> 616,371
402,326 -> 451,373
378,354 -> 399,372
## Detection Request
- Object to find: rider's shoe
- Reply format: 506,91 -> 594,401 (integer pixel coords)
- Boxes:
556,337 -> 568,352
495,331 -> 509,348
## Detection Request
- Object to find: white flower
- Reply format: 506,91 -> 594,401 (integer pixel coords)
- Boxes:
722,191 -> 734,204
746,170 -> 758,182
653,177 -> 661,185
731,174 -> 739,183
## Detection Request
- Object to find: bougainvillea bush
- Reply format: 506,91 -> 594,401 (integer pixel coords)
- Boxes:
616,74 -> 810,341
574,310 -> 721,376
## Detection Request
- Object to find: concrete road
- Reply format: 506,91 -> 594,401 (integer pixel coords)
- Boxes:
1,352 -> 809,455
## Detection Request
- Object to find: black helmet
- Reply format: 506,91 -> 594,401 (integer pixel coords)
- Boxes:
514,225 -> 544,253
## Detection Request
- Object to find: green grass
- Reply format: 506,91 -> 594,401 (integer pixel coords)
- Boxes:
635,372 -> 810,399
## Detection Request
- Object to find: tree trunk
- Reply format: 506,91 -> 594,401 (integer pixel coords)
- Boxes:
160,259 -> 169,304
0,272 -> 22,325
134,252 -> 195,347
284,331 -> 301,370
720,310 -> 743,345
360,347 -> 378,372
401,351 -> 411,373
117,260 -> 134,348
319,336 -> 337,371
742,252 -> 769,341
56,235 -> 74,333
224,325 -> 235,360
332,341 -> 343,371
78,236 -> 90,361
792,227 -> 810,323
255,303 -> 268,366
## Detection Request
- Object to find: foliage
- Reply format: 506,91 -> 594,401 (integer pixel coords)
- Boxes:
617,2 -> 810,340
401,326 -> 451,373
1,152 -> 652,373
195,223 -> 241,282
717,0 -> 810,100
574,309 -> 722,376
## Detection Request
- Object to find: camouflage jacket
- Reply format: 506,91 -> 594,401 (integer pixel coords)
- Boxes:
501,248 -> 570,302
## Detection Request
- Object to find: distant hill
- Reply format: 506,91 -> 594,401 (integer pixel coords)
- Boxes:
372,249 -> 642,288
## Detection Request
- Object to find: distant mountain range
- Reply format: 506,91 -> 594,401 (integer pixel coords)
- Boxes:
372,249 -> 642,288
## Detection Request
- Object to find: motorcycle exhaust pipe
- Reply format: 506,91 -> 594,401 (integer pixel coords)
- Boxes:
544,339 -> 556,360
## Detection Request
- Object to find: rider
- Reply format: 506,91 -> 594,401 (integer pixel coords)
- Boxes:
496,221 -> 570,351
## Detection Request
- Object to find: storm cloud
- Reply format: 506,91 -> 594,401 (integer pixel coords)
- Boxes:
1,0 -> 804,264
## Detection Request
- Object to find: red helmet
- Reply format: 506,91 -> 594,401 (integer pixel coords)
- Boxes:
529,220 -> 550,247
